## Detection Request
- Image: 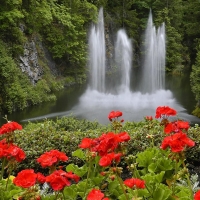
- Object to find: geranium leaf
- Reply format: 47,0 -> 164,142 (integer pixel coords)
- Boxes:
152,184 -> 172,200
66,163 -> 88,177
92,176 -> 104,185
148,163 -> 157,173
63,187 -> 77,199
72,149 -> 86,160
66,163 -> 77,172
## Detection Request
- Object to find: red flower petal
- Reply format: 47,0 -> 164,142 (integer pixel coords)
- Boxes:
87,189 -> 105,200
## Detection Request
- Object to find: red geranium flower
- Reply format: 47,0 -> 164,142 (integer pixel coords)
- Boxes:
46,170 -> 79,191
64,171 -> 80,183
13,169 -> 37,188
37,150 -> 68,168
117,132 -> 130,142
194,190 -> 200,200
145,116 -> 153,120
124,178 -> 145,189
0,140 -> 25,162
164,120 -> 190,134
94,132 -> 120,156
176,120 -> 190,130
79,138 -> 94,149
155,106 -> 177,119
160,132 -> 195,152
87,189 -> 109,200
99,152 -> 122,167
0,139 -> 9,158
36,172 -> 46,184
0,121 -> 22,135
108,111 -> 123,121
4,143 -> 26,162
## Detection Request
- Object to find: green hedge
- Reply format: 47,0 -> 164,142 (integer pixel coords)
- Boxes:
5,116 -> 200,175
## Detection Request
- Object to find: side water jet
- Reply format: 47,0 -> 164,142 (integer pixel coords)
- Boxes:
88,7 -> 106,92
140,10 -> 166,93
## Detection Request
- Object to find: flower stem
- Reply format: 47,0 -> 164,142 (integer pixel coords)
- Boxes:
62,190 -> 66,200
0,158 -> 6,180
116,173 -> 129,200
182,160 -> 194,199
172,159 -> 178,195
84,155 -> 92,197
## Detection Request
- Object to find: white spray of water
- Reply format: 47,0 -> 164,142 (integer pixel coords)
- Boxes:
140,10 -> 166,93
88,7 -> 106,92
115,29 -> 132,92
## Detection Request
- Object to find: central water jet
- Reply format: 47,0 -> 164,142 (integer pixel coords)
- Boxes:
115,29 -> 132,93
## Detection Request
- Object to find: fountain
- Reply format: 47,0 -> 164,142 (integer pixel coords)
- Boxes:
115,29 -> 132,93
20,8 -> 200,125
140,10 -> 166,93
88,8 -> 106,93
74,7 -> 177,123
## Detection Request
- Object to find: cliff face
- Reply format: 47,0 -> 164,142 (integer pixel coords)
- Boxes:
19,36 -> 59,85
19,39 -> 43,85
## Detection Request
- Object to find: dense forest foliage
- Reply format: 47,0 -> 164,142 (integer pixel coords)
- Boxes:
0,0 -> 200,116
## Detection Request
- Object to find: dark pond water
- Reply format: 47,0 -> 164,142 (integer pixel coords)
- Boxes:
0,73 -> 200,126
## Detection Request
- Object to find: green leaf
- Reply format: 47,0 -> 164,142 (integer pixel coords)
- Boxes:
92,176 -> 105,185
136,148 -> 158,168
72,149 -> 86,160
155,171 -> 165,183
148,163 -> 157,173
63,186 -> 77,199
143,171 -> 165,184
66,163 -> 88,177
118,194 -> 128,200
175,186 -> 192,200
108,180 -> 120,191
152,184 -> 172,200
66,163 -> 77,172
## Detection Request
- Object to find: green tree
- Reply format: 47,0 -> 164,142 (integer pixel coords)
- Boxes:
0,40 -> 28,113
190,40 -> 200,116
40,0 -> 97,75
182,0 -> 200,66
0,0 -> 25,55
22,0 -> 53,34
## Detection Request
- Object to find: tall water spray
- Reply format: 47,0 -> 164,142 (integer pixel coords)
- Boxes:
88,8 -> 106,92
115,29 -> 132,92
140,10 -> 166,94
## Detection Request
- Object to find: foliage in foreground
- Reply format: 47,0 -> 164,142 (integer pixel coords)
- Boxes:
0,106 -> 200,199
4,114 -> 199,175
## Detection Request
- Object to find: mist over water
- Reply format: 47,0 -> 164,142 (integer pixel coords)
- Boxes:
21,8 -> 200,125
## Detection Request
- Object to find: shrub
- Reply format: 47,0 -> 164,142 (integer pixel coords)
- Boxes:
10,114 -> 199,177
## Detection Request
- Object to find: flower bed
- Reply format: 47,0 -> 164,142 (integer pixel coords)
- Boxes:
0,106 -> 200,199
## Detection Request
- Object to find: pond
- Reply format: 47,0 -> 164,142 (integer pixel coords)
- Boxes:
0,73 -> 200,127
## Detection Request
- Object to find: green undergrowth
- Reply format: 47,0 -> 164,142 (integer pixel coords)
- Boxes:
5,116 -> 200,175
